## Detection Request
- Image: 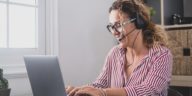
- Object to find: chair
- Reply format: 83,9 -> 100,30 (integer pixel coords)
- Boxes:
168,88 -> 183,96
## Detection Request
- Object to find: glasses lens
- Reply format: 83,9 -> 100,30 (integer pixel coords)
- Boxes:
107,25 -> 113,33
107,24 -> 122,33
116,26 -> 122,33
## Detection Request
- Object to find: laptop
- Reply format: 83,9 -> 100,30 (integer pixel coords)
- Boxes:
24,55 -> 67,96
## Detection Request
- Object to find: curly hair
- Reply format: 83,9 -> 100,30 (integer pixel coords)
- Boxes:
109,0 -> 168,48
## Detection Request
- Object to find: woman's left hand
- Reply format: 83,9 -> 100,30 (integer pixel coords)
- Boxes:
74,86 -> 103,96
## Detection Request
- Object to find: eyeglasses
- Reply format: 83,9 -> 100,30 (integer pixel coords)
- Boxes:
106,18 -> 136,33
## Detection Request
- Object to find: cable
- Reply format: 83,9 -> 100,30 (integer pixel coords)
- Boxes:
126,30 -> 141,67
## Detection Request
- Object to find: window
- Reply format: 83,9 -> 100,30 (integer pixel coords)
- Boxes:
0,0 -> 45,66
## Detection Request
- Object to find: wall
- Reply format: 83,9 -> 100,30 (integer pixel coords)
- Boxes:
183,0 -> 192,17
7,77 -> 32,96
58,0 -> 115,86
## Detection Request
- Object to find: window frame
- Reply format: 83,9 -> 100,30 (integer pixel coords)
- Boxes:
2,0 -> 59,77
0,0 -> 46,67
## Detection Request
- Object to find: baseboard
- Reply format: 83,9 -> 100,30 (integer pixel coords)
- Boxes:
12,93 -> 33,96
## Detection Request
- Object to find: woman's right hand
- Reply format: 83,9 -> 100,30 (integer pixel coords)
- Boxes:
66,86 -> 82,96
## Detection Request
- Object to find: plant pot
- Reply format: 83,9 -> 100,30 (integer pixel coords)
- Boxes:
0,88 -> 11,96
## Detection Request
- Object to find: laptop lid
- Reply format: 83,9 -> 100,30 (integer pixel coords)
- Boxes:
24,55 -> 67,96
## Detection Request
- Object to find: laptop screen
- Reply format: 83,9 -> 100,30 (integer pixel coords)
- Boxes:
24,55 -> 67,96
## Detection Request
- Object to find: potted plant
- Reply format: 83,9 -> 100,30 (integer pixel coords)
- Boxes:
0,68 -> 11,96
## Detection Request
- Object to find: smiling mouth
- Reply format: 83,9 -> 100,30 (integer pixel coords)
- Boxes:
117,37 -> 122,41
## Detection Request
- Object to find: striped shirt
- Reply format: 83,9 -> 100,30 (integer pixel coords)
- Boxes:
90,44 -> 173,96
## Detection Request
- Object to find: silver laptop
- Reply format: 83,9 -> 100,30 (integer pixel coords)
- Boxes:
24,55 -> 67,96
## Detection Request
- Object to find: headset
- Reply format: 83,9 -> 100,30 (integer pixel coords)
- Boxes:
121,0 -> 148,29
135,12 -> 148,29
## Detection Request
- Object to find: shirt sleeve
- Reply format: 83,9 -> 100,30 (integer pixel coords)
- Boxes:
124,50 -> 173,96
88,48 -> 114,88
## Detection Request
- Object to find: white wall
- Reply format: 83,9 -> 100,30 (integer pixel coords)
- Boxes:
8,77 -> 32,96
58,0 -> 115,86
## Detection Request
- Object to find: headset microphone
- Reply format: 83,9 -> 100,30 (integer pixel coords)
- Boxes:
117,18 -> 136,41
117,28 -> 136,41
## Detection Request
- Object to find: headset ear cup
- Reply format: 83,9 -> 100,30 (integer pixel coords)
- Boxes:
135,13 -> 147,29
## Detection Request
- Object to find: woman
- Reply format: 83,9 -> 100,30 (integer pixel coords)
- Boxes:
67,0 -> 172,96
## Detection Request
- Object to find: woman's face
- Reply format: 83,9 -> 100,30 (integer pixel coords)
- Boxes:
109,10 -> 137,48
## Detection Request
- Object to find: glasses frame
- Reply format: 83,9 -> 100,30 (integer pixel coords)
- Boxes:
106,18 -> 136,33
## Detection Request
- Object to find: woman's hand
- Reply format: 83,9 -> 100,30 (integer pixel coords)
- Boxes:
75,86 -> 104,96
66,86 -> 82,96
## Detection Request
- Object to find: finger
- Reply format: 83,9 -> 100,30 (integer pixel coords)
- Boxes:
68,87 -> 81,96
75,87 -> 100,96
75,90 -> 93,96
75,93 -> 93,96
68,88 -> 80,96
81,86 -> 94,90
75,90 -> 87,96
66,86 -> 75,94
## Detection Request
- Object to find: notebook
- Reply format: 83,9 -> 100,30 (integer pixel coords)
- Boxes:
24,55 -> 67,96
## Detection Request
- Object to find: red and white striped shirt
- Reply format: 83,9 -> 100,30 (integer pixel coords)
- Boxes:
90,44 -> 173,96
